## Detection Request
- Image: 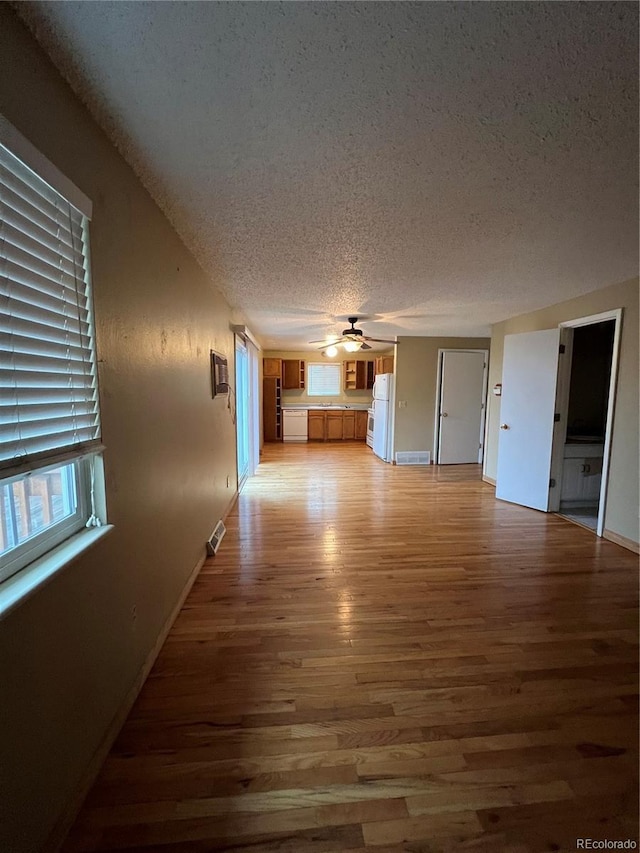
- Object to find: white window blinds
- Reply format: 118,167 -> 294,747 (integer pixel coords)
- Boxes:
307,363 -> 341,396
1,143 -> 101,479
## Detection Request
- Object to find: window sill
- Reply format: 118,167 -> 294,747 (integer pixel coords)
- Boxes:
0,525 -> 114,621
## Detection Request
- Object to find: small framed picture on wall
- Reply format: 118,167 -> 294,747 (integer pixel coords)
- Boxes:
211,351 -> 229,397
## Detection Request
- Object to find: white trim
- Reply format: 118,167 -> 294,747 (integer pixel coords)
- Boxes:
230,324 -> 262,351
434,349 -> 489,465
560,310 -> 622,329
557,309 -> 622,538
0,114 -> 92,218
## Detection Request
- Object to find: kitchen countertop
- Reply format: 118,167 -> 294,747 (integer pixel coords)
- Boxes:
281,404 -> 371,411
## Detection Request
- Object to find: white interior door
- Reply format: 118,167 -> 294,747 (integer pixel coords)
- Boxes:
438,351 -> 487,464
496,329 -> 560,511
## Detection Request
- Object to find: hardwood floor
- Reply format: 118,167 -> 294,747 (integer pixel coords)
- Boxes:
64,443 -> 639,852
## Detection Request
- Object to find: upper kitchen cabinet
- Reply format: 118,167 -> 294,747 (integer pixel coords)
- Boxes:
375,355 -> 394,375
282,359 -> 305,390
344,359 -> 375,391
263,357 -> 282,378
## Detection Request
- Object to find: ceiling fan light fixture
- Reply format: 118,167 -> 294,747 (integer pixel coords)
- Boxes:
343,340 -> 361,352
325,344 -> 339,357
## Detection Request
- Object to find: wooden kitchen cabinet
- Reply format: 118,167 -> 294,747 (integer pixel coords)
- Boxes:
263,377 -> 282,441
344,360 -> 358,390
366,360 -> 375,389
282,359 -> 305,390
326,411 -> 344,440
305,409 -> 368,441
263,358 -> 282,378
342,411 -> 355,440
344,359 -> 375,391
307,411 -> 325,441
375,355 -> 394,375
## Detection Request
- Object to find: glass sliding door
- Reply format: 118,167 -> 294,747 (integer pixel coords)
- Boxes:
235,337 -> 250,488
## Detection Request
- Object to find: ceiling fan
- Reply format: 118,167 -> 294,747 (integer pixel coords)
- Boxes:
309,317 -> 397,355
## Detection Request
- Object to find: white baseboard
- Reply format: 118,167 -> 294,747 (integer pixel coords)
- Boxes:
603,528 -> 640,554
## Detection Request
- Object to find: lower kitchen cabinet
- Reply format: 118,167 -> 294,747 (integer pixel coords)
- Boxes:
307,411 -> 326,441
326,411 -> 344,440
342,412 -> 355,439
306,409 -> 368,441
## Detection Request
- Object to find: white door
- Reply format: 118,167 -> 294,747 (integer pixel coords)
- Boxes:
496,329 -> 560,511
438,351 -> 487,464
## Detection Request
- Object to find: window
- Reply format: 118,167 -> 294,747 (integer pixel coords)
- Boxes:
0,124 -> 103,585
307,362 -> 341,396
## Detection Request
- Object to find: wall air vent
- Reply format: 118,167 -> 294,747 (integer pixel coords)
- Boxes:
206,520 -> 227,556
395,451 -> 431,466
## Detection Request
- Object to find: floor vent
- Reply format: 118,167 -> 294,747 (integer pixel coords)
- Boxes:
206,520 -> 226,556
395,451 -> 431,466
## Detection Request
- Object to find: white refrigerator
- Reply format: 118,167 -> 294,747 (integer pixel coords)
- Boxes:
372,373 -> 395,462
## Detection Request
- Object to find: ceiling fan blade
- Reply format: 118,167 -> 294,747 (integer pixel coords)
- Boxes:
314,337 -> 348,349
363,337 -> 398,344
360,342 -> 372,350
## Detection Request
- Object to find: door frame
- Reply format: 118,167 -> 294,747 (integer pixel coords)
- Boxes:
434,349 -> 489,465
551,309 -> 623,536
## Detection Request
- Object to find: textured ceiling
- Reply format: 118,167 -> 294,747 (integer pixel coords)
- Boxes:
16,1 -> 639,350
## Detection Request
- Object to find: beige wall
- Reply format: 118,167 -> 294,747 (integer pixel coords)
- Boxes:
394,337 -> 491,456
264,350 -> 382,406
485,278 -> 639,545
0,9 -> 238,852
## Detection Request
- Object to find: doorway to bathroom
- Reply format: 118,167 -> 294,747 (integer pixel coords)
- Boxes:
495,308 -> 622,540
552,311 -> 621,535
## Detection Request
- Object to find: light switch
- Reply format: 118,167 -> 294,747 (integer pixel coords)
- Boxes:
398,400 -> 407,408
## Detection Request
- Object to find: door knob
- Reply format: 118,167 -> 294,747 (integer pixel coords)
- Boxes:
500,423 -> 510,430
441,412 -> 448,417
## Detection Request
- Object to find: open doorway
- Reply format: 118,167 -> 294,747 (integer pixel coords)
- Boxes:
495,308 -> 622,539
553,316 -> 618,534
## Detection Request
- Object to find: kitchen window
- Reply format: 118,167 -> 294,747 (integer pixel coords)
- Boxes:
0,120 -> 105,588
307,362 -> 341,396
